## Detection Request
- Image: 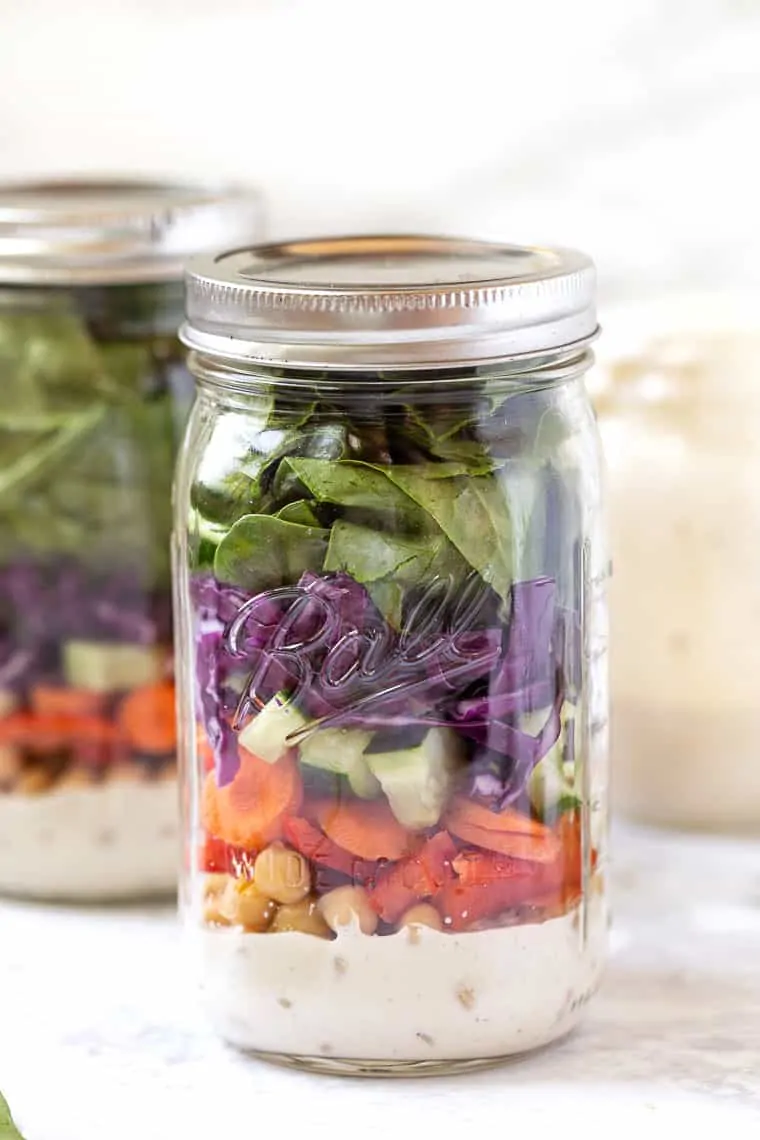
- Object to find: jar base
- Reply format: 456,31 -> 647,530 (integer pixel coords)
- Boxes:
235,1032 -> 577,1079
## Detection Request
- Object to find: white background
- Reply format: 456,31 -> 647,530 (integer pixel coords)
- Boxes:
1,0 -> 759,303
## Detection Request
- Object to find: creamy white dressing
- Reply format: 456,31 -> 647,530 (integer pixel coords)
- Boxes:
593,296 -> 760,831
0,774 -> 178,900
195,898 -> 606,1063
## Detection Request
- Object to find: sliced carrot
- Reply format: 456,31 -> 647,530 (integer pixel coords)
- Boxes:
452,848 -> 540,886
31,685 -> 106,718
557,812 -> 582,892
0,712 -> 63,750
524,888 -> 583,921
443,815 -> 588,930
553,812 -> 598,905
445,796 -> 549,838
453,847 -> 564,892
196,724 -> 215,773
0,712 -> 122,755
368,830 -> 457,923
201,773 -> 222,837
445,815 -> 561,863
282,816 -> 377,882
437,862 -> 553,931
202,747 -> 302,850
117,681 -> 177,754
199,836 -> 254,874
311,798 -> 411,862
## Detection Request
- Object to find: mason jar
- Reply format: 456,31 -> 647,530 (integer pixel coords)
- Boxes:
0,179 -> 263,900
175,235 -> 609,1074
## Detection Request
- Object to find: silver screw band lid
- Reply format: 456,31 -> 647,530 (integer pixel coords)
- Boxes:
0,178 -> 265,286
181,234 -> 597,370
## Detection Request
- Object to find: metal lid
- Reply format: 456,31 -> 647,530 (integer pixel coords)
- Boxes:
0,178 -> 264,286
181,234 -> 597,370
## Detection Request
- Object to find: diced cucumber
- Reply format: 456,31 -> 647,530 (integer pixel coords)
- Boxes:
346,761 -> 382,800
364,726 -> 465,829
522,702 -> 581,817
237,691 -> 307,764
299,726 -> 380,798
63,641 -> 164,693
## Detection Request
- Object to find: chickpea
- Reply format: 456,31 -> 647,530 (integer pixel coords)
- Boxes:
203,897 -> 230,927
202,873 -> 232,925
398,904 -> 444,933
253,842 -> 311,905
57,768 -> 96,790
0,746 -> 22,785
16,766 -> 55,795
271,898 -> 333,939
219,877 -> 276,931
202,873 -> 230,901
108,763 -> 145,785
318,885 -> 378,936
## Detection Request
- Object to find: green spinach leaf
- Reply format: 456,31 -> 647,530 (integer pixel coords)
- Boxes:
281,458 -> 425,531
214,514 -> 329,592
380,466 -> 520,601
0,399 -> 177,584
324,519 -> 469,624
235,422 -> 349,513
0,405 -> 104,502
275,499 -> 321,526
0,306 -> 104,410
401,460 -> 497,480
324,523 -> 421,583
400,405 -> 496,467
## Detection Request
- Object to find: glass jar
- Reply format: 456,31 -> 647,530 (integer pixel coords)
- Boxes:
0,180 -> 263,900
592,292 -> 760,833
175,236 -> 609,1074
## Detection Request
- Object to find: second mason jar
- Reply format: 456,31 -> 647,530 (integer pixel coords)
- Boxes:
176,235 -> 609,1073
0,180 -> 263,900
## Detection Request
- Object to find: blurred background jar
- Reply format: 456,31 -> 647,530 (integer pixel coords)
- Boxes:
0,180 -> 263,899
591,292 -> 760,834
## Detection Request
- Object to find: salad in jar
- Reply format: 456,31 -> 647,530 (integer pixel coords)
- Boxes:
178,235 -> 608,1072
0,284 -> 184,898
0,180 -> 263,900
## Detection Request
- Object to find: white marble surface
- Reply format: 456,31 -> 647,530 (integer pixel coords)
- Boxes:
1,822 -> 759,1137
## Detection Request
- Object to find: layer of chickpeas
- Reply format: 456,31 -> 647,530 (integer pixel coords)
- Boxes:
202,841 -> 444,938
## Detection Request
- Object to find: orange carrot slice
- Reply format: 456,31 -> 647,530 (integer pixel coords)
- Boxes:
452,848 -> 536,885
0,712 -> 121,754
199,836 -> 254,874
312,799 -> 411,862
557,812 -> 582,891
445,796 -> 549,838
196,724 -> 215,773
202,747 -> 302,849
445,816 -> 561,863
282,816 -> 377,881
525,888 -> 583,921
368,830 -> 457,923
440,814 -> 587,930
117,682 -> 177,754
437,868 -> 550,931
201,773 -> 223,837
31,686 -> 106,719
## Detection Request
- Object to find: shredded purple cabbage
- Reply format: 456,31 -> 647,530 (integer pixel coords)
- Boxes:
191,569 -> 577,793
0,559 -> 173,692
490,577 -> 556,695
